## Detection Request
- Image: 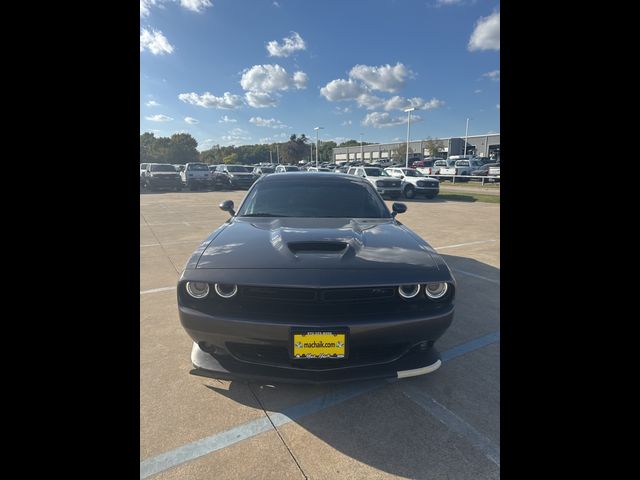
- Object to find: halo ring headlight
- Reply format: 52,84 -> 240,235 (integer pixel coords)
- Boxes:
424,282 -> 448,299
214,283 -> 238,298
398,284 -> 420,299
186,281 -> 210,299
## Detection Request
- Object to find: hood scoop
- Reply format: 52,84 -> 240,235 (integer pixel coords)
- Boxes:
288,241 -> 348,254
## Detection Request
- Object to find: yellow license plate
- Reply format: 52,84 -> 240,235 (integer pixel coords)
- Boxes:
293,332 -> 346,359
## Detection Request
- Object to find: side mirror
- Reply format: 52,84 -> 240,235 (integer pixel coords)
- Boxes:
391,202 -> 407,217
219,200 -> 235,216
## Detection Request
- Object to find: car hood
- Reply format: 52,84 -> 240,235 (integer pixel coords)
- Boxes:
195,217 -> 440,270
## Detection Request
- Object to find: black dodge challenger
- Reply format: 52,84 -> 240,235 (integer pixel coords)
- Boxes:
177,172 -> 455,383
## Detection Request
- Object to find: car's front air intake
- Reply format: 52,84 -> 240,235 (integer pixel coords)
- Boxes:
288,241 -> 347,253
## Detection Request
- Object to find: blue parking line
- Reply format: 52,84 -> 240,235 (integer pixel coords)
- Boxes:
140,331 -> 500,479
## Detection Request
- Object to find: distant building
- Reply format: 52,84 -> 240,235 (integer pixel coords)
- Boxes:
332,133 -> 500,163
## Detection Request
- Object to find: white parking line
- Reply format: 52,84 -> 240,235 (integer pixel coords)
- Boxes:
434,240 -> 496,250
401,385 -> 500,467
140,240 -> 199,248
452,268 -> 500,285
140,286 -> 176,295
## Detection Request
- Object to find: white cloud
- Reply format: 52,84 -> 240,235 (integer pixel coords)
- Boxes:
178,91 -> 243,109
292,71 -> 308,89
240,64 -> 307,93
184,117 -> 199,124
349,63 -> 413,93
273,132 -> 288,139
469,11 -> 500,51
341,120 -> 352,126
180,0 -> 213,13
333,106 -> 352,114
245,91 -> 277,108
145,114 -> 173,122
222,127 -> 251,144
219,115 -> 237,123
140,28 -> 174,55
356,93 -> 385,110
482,69 -> 500,81
320,78 -> 366,101
250,116 -> 288,128
474,89 -> 482,94
259,137 -> 272,144
145,100 -> 160,107
356,94 -> 444,112
140,0 -> 157,17
266,32 -> 306,57
361,111 -> 422,128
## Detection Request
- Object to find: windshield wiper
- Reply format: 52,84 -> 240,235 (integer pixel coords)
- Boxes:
241,213 -> 291,217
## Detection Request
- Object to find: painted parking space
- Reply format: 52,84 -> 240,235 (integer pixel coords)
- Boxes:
140,189 -> 500,479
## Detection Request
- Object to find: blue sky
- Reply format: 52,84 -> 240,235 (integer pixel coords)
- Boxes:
140,0 -> 500,151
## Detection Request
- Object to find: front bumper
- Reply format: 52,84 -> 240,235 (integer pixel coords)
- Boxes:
415,185 -> 440,195
147,177 -> 181,188
179,303 -> 453,383
376,187 -> 402,196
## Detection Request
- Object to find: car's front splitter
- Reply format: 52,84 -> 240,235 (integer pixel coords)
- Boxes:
188,341 -> 442,384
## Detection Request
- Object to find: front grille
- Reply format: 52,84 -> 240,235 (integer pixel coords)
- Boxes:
377,180 -> 399,187
179,284 -> 454,320
226,342 -> 409,368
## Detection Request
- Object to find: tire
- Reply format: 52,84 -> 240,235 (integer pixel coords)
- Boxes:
404,185 -> 415,199
187,181 -> 195,191
425,195 -> 435,199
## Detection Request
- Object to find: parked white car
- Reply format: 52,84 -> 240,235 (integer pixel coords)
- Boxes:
432,159 -> 457,176
346,166 -> 402,198
274,165 -> 300,173
384,167 -> 440,199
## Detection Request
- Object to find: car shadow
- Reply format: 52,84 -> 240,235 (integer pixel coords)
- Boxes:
192,254 -> 500,478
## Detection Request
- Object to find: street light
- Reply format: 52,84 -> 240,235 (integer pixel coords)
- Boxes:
360,133 -> 364,164
404,107 -> 415,168
314,126 -> 323,167
463,117 -> 470,157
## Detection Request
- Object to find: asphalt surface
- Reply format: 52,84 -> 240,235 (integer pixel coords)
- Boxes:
140,186 -> 500,479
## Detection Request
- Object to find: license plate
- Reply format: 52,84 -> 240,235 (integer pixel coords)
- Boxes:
292,331 -> 346,359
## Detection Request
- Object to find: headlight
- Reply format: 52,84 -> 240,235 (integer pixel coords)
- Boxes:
398,284 -> 420,299
424,282 -> 448,299
186,282 -> 210,299
375,180 -> 383,187
214,283 -> 238,298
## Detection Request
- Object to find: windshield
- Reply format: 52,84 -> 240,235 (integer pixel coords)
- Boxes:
403,169 -> 423,177
150,164 -> 176,172
456,161 -> 470,167
365,168 -> 388,176
226,166 -> 247,172
189,164 -> 208,171
434,161 -> 447,166
238,180 -> 390,218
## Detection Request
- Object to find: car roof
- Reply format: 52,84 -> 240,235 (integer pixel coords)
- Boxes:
259,172 -> 369,185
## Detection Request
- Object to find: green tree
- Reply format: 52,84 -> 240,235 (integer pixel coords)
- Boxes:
424,138 -> 444,157
140,132 -> 156,164
338,139 -> 373,148
223,153 -> 238,164
167,133 -> 199,164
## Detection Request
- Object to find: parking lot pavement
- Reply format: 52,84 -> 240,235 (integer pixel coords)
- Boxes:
140,189 -> 500,479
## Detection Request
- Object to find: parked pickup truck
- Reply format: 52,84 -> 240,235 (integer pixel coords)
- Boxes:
180,162 -> 211,190
439,157 -> 484,181
432,159 -> 457,178
347,166 -> 402,199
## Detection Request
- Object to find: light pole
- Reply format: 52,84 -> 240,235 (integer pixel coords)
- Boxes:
404,107 -> 415,168
360,133 -> 364,164
314,126 -> 323,167
269,149 -> 273,164
310,142 -> 313,164
463,117 -> 470,157
276,143 -> 280,164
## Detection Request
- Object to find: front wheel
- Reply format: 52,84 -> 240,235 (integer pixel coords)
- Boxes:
389,192 -> 401,199
403,185 -> 415,199
425,194 -> 435,199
